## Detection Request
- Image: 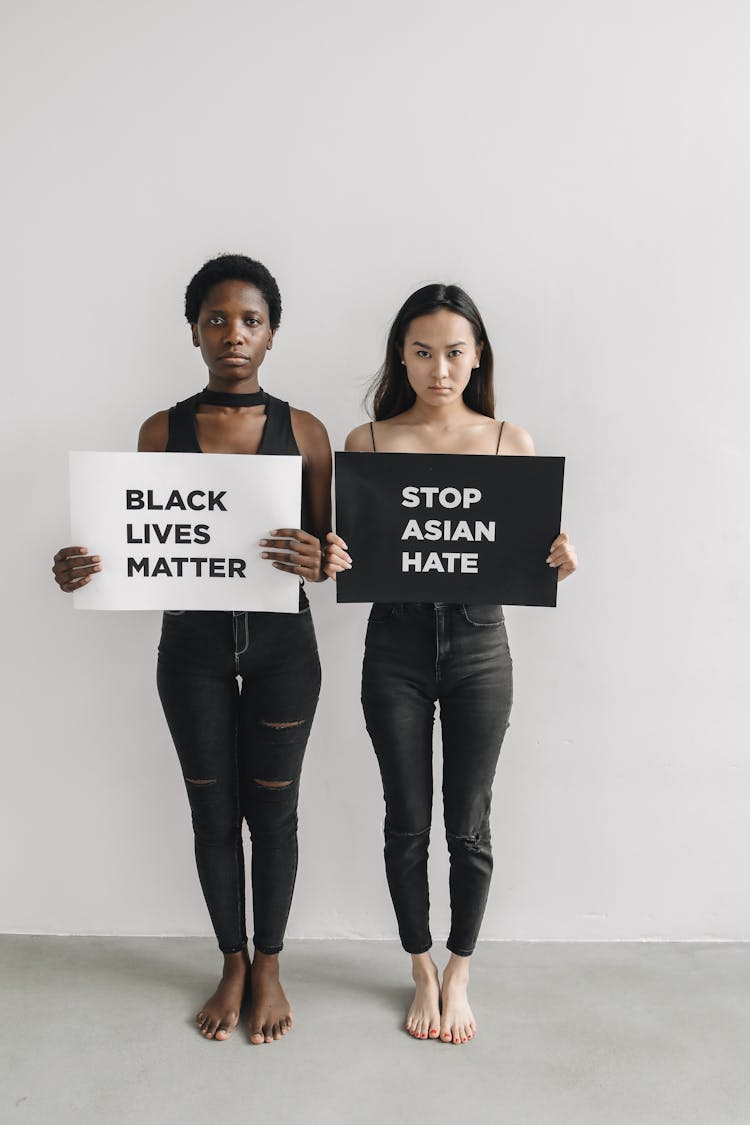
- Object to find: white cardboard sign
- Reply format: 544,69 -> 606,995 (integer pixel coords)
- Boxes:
70,452 -> 302,612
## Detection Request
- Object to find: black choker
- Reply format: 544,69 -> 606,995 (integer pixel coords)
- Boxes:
199,387 -> 266,407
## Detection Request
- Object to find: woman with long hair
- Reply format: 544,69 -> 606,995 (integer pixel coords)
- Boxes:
53,254 -> 332,1045
325,283 -> 577,1045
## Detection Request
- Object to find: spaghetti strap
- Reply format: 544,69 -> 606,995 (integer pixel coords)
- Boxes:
495,419 -> 505,454
369,421 -> 377,452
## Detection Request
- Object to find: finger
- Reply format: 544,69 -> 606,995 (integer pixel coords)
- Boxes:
324,560 -> 350,574
325,545 -> 352,566
268,528 -> 319,543
53,546 -> 92,563
53,562 -> 101,585
59,573 -> 95,592
546,547 -> 572,564
261,547 -> 321,565
260,537 -> 320,553
325,557 -> 351,570
53,554 -> 101,572
272,561 -> 319,577
325,531 -> 348,550
548,548 -> 576,567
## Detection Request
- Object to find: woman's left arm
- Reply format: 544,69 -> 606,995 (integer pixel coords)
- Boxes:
547,532 -> 578,582
501,422 -> 578,582
260,409 -> 333,583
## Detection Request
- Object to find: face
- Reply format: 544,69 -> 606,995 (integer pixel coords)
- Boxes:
401,308 -> 482,406
191,279 -> 274,385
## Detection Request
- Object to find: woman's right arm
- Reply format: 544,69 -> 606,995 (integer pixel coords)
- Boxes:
52,411 -> 169,593
323,424 -> 373,577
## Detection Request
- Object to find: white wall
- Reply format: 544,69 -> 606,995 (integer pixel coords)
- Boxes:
2,0 -> 748,941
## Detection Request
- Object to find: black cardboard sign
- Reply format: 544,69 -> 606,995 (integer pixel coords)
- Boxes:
334,452 -> 565,607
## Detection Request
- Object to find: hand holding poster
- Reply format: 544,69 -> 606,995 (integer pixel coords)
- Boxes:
334,452 -> 565,607
70,451 -> 302,612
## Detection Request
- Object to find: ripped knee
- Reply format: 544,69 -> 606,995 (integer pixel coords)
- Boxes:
446,828 -> 489,854
253,778 -> 294,790
384,823 -> 430,840
185,777 -> 217,786
259,718 -> 306,730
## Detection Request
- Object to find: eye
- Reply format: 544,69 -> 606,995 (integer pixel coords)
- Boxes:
245,317 -> 260,326
208,315 -> 224,326
448,349 -> 463,358
415,349 -> 431,359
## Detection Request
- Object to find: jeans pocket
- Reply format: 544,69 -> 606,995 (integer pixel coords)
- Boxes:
368,603 -> 397,624
460,604 -> 505,627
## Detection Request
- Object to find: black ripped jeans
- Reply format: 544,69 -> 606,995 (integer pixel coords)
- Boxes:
361,603 -> 513,957
156,595 -> 321,955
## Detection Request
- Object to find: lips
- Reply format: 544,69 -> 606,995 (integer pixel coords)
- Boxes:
219,353 -> 250,362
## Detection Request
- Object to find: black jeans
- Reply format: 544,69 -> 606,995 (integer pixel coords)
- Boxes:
156,596 -> 321,955
361,603 -> 513,957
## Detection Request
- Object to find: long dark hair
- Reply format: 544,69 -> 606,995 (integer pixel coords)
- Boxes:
369,283 -> 495,421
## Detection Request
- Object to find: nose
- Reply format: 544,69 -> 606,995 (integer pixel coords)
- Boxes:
434,355 -> 450,381
223,319 -> 248,345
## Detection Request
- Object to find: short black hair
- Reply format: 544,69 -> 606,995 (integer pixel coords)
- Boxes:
184,254 -> 282,330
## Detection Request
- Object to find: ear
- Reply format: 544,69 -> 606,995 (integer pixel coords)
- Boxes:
191,325 -> 200,348
474,340 -> 484,368
266,330 -> 275,352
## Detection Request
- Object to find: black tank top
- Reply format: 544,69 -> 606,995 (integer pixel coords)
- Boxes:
166,389 -> 300,457
165,389 -> 309,608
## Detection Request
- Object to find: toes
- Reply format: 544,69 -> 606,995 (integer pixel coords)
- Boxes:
249,1025 -> 264,1045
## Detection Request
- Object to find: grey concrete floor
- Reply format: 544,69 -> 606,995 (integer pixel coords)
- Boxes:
1,937 -> 748,1125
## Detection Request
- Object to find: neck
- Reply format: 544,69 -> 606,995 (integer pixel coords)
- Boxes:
206,374 -> 261,395
199,385 -> 266,408
407,398 -> 473,426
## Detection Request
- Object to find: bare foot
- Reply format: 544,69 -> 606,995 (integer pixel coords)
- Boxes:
439,954 -> 476,1044
405,952 -> 441,1040
196,950 -> 248,1040
248,951 -> 292,1044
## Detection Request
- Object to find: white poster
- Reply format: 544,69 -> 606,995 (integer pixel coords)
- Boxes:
70,452 -> 302,612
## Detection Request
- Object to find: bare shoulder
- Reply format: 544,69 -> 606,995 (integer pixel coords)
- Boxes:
344,422 -> 375,452
138,410 -> 169,452
290,407 -> 331,464
499,420 -> 535,456
290,406 -> 329,442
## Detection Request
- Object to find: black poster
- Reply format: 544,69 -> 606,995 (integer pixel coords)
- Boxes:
335,452 -> 565,607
